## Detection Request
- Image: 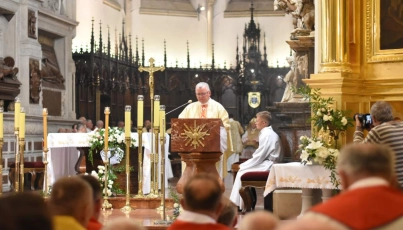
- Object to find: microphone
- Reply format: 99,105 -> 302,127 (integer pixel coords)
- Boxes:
166,100 -> 192,115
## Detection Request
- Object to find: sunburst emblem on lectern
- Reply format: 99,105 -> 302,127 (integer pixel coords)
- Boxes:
180,121 -> 210,149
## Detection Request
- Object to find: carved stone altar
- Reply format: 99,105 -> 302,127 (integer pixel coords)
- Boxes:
171,118 -> 224,194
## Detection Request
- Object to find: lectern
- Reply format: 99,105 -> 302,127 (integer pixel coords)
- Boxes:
171,118 -> 224,193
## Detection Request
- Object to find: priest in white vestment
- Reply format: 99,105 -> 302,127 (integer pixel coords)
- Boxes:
179,82 -> 231,178
229,111 -> 282,209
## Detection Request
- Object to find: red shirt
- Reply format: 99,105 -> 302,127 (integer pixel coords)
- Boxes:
86,217 -> 102,230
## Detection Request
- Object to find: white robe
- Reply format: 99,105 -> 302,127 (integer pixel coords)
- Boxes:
178,98 -> 230,177
229,126 -> 282,208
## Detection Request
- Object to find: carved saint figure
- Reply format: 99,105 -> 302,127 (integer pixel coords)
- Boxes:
29,60 -> 41,104
41,58 -> 65,85
0,57 -> 19,80
28,11 -> 37,39
281,55 -> 296,102
274,0 -> 315,38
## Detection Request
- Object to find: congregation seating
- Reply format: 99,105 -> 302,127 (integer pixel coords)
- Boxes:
9,161 -> 45,190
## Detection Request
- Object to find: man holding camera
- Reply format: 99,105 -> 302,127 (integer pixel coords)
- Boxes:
353,101 -> 403,187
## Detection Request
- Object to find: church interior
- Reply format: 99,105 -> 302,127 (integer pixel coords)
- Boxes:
1,0 -> 403,229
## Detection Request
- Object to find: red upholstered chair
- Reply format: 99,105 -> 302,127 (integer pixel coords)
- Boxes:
9,162 -> 45,190
231,158 -> 248,183
239,171 -> 271,213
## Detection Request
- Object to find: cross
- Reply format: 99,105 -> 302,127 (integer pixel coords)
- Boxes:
139,58 -> 165,99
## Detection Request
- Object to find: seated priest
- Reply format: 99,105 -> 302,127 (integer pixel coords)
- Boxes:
179,82 -> 231,178
229,111 -> 282,209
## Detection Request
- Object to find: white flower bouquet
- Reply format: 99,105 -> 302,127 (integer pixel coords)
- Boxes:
88,127 -> 136,165
91,165 -> 122,197
297,135 -> 340,188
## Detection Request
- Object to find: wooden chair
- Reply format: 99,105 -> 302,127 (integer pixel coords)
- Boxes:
9,162 -> 45,190
239,171 -> 272,213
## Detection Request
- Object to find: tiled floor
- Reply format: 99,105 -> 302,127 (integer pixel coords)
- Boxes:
98,172 -> 265,228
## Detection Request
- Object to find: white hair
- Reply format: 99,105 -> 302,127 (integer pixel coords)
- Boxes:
195,82 -> 210,91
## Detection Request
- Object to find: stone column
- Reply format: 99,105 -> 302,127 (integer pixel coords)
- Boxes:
207,0 -> 215,61
319,0 -> 352,73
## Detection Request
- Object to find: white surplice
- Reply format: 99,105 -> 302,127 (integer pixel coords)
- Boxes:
229,126 -> 282,208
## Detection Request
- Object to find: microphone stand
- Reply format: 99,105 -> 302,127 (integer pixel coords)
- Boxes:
165,101 -> 192,116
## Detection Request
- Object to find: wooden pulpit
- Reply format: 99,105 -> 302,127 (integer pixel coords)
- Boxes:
171,118 -> 224,194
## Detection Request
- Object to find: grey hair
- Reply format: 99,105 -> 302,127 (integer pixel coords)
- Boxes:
337,143 -> 395,180
370,101 -> 394,123
195,82 -> 210,91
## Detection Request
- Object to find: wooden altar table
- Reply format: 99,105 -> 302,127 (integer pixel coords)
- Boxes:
264,162 -> 339,217
46,132 -> 172,194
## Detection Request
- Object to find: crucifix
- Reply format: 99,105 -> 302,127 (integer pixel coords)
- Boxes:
139,58 -> 165,100
138,58 -> 165,197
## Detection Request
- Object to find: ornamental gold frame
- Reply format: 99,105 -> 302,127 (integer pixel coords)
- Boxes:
366,0 -> 403,63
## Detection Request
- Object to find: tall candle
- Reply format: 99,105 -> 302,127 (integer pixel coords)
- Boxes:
137,95 -> 144,127
43,108 -> 48,149
125,105 -> 131,137
154,95 -> 160,127
104,107 -> 110,151
14,98 -> 20,130
159,105 -> 166,137
19,107 -> 25,139
0,107 -> 3,138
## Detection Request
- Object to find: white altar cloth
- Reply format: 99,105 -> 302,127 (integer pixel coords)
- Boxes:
264,162 -> 338,216
46,132 -> 173,194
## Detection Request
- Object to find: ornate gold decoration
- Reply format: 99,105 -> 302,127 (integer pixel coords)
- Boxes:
180,121 -> 210,149
366,0 -> 403,62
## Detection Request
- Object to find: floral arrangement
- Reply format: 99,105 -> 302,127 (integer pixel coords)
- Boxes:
297,85 -> 353,132
297,134 -> 340,187
88,127 -> 136,165
295,85 -> 354,188
91,165 -> 123,196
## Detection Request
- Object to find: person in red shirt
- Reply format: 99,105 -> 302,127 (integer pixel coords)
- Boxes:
302,143 -> 403,229
168,174 -> 229,230
80,175 -> 103,230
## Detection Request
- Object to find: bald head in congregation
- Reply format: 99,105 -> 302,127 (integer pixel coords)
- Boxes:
103,217 -> 146,230
167,173 -> 229,230
49,176 -> 93,230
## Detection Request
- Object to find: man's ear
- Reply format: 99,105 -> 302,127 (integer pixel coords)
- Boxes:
215,202 -> 223,217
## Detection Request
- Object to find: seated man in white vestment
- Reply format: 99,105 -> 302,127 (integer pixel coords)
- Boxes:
229,111 -> 282,209
179,82 -> 230,178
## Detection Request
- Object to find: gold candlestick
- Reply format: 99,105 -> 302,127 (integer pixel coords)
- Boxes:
156,105 -> 166,212
153,126 -> 160,197
42,108 -> 49,197
121,106 -> 133,213
135,96 -> 144,198
102,107 -> 112,210
18,107 -> 26,192
14,98 -> 20,192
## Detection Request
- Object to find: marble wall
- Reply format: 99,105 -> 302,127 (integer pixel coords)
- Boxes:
0,0 -> 78,191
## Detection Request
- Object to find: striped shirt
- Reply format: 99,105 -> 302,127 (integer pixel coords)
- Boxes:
353,121 -> 403,186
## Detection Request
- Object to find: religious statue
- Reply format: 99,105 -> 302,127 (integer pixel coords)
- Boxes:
29,60 -> 41,104
41,58 -> 65,85
28,11 -> 37,39
274,0 -> 315,39
281,55 -> 296,102
0,57 -> 19,80
281,53 -> 308,102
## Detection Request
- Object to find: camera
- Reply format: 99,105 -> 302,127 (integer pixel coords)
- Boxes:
354,113 -> 373,130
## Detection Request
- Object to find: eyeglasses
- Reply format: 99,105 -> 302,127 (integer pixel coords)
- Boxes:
196,91 -> 210,96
